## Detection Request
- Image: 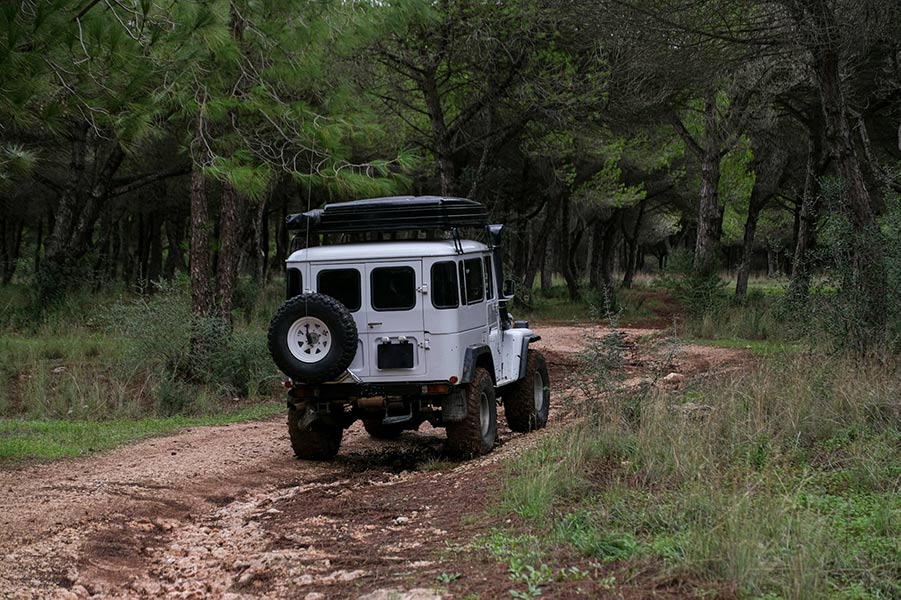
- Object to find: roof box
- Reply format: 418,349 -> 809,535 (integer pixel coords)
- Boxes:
287,196 -> 488,234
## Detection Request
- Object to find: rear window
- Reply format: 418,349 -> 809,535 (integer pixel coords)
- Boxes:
371,266 -> 416,311
317,269 -> 361,312
286,268 -> 303,299
459,258 -> 484,305
431,261 -> 459,309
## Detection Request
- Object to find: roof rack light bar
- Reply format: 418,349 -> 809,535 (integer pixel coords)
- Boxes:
287,196 -> 489,234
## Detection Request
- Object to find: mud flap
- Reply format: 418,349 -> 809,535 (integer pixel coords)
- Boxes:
298,404 -> 319,430
441,390 -> 467,422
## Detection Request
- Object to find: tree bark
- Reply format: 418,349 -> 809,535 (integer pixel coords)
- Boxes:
791,0 -> 887,340
694,99 -> 725,277
523,195 -> 559,292
735,189 -> 765,299
622,198 -> 648,288
215,183 -> 244,323
789,131 -> 822,302
42,121 -> 89,276
190,110 -> 215,319
147,212 -> 164,286
164,215 -> 187,278
419,70 -> 455,196
559,194 -> 580,302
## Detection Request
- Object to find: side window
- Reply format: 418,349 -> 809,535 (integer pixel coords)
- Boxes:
431,261 -> 459,309
459,258 -> 484,305
484,257 -> 494,300
317,269 -> 361,312
286,267 -> 302,299
371,266 -> 416,311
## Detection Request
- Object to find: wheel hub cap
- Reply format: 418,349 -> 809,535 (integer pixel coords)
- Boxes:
287,316 -> 332,363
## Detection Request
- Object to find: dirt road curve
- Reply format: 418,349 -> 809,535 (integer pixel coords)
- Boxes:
0,326 -> 750,599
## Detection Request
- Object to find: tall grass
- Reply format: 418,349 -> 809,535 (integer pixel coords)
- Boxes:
0,278 -> 282,422
497,340 -> 900,598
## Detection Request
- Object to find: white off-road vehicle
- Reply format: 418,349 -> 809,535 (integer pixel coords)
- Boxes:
268,196 -> 549,460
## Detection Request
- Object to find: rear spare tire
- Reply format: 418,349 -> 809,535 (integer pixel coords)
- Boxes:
503,350 -> 550,432
268,293 -> 358,383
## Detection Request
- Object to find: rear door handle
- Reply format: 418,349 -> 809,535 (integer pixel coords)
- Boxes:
368,322 -> 383,328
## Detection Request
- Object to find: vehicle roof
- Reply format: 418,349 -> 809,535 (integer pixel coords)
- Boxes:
287,239 -> 489,263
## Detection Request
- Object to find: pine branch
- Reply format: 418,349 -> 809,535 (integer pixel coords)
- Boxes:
109,165 -> 191,198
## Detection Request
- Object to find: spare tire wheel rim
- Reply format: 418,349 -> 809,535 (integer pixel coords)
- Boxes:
287,316 -> 332,363
533,371 -> 544,412
480,390 -> 491,438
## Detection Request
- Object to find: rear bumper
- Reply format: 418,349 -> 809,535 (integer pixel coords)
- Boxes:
289,381 -> 456,402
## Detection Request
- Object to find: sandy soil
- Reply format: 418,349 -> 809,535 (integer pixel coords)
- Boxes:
0,326 -> 752,599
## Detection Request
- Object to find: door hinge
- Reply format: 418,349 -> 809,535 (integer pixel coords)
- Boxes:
418,340 -> 431,350
416,284 -> 429,294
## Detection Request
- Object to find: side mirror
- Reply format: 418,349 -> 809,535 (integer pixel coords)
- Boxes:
502,279 -> 516,298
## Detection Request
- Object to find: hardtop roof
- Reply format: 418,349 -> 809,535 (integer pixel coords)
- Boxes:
287,196 -> 488,234
287,239 -> 489,263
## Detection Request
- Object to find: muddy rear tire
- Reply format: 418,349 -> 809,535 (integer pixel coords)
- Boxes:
446,367 -> 497,458
503,351 -> 550,432
288,404 -> 342,460
362,419 -> 405,439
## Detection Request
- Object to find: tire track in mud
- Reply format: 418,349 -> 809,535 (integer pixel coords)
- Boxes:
0,327 -> 752,599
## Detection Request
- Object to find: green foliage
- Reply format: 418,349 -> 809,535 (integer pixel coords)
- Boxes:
102,281 -> 275,399
493,324 -> 900,598
793,178 -> 901,354
661,249 -> 728,316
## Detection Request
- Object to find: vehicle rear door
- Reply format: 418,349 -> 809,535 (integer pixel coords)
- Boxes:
365,261 -> 427,378
311,263 -> 369,378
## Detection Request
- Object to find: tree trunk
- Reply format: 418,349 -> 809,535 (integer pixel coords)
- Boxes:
523,195 -> 558,292
695,149 -> 724,276
559,195 -> 580,302
0,218 -> 24,284
215,183 -> 244,323
735,189 -> 765,299
164,215 -> 187,278
43,122 -> 88,271
622,198 -> 648,288
190,115 -> 215,319
419,71 -> 455,196
589,218 -> 603,290
147,212 -> 164,286
793,0 -> 887,341
789,131 -> 822,302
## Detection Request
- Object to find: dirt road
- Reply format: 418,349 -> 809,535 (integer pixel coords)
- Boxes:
0,326 -> 750,599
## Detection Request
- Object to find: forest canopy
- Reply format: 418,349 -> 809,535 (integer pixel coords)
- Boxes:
0,0 -> 898,348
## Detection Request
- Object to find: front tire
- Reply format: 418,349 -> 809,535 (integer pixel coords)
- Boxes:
288,404 -> 342,460
503,351 -> 550,432
446,367 -> 497,458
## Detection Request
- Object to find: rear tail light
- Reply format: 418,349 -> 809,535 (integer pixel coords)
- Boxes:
291,386 -> 316,398
421,384 -> 450,394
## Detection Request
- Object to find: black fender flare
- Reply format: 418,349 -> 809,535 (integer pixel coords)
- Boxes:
461,344 -> 495,384
518,335 -> 542,379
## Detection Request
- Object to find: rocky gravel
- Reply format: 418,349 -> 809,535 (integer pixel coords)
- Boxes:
0,326 -> 752,599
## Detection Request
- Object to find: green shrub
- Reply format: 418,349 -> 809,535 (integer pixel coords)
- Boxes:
102,280 -> 276,405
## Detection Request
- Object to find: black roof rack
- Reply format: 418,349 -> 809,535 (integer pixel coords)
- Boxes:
286,196 -> 488,234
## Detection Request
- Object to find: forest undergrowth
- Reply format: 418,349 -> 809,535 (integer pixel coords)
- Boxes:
0,277 -> 285,460
487,282 -> 900,599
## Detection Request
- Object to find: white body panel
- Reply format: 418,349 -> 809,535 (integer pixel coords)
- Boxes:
286,240 -> 533,386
